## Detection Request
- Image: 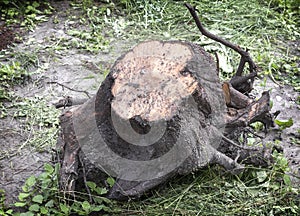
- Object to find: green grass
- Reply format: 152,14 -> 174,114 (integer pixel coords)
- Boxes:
112,0 -> 299,85
65,0 -> 299,86
0,62 -> 29,102
0,0 -> 53,31
116,153 -> 299,215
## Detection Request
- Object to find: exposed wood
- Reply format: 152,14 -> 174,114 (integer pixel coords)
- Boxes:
56,40 -> 276,200
224,91 -> 273,134
110,41 -> 198,122
222,82 -> 252,109
57,40 -> 223,197
53,96 -> 87,108
58,111 -> 80,192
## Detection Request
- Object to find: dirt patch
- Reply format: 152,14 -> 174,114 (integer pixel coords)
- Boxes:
0,24 -> 17,50
253,79 -> 300,183
0,1 -> 135,205
0,0 -> 299,206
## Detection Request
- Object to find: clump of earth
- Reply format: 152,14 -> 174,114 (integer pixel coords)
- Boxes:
0,1 -> 299,206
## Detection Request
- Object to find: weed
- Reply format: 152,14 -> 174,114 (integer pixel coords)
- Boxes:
0,1 -> 53,31
11,97 -> 60,152
63,1 -> 114,53
7,163 -> 114,215
0,62 -> 30,102
0,189 -> 13,215
275,118 -> 294,130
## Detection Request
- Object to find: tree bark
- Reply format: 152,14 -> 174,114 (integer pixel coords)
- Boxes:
57,40 -> 274,200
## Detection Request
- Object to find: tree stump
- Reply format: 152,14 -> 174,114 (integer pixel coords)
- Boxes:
57,40 -> 274,200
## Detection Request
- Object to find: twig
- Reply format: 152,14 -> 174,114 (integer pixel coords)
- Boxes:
78,154 -> 93,203
47,81 -> 91,98
244,127 -> 264,139
222,135 -> 261,151
268,59 -> 284,87
184,3 -> 257,77
53,96 -> 88,109
214,52 -> 220,75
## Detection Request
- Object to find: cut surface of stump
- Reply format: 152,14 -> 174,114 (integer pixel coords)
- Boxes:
111,42 -> 198,121
57,40 -> 274,200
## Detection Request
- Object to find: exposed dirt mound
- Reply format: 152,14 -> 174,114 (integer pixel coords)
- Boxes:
0,24 -> 18,50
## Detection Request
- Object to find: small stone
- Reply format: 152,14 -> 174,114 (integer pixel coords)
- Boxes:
276,95 -> 282,102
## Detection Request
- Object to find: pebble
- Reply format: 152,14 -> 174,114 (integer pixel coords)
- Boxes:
276,95 -> 282,102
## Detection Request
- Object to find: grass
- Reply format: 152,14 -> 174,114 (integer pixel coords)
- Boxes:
0,96 -> 60,160
116,167 -> 299,215
0,0 -> 299,215
115,152 -> 299,215
65,0 -> 299,84
0,0 -> 53,31
114,0 -> 299,84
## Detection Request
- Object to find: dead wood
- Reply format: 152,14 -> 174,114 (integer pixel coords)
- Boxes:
55,4 -> 279,201
47,81 -> 91,98
56,40 -> 276,200
53,96 -> 87,108
222,82 -> 252,109
185,3 -> 257,93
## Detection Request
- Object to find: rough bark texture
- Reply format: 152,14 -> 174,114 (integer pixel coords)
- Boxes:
57,40 -> 275,200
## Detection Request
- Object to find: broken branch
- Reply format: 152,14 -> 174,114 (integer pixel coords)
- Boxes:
47,81 -> 91,98
184,3 -> 258,92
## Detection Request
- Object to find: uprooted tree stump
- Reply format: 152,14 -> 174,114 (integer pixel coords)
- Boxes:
57,40 -> 275,200
56,3 -> 278,200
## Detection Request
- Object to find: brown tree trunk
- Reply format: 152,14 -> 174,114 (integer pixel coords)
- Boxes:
57,41 -> 274,200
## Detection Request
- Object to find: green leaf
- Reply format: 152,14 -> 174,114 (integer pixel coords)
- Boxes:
14,202 -> 27,207
275,118 -> 293,129
29,204 -> 40,212
25,175 -> 36,188
106,177 -> 115,187
283,174 -> 291,186
95,187 -> 108,195
82,201 -> 91,212
246,137 -> 256,146
18,193 -> 30,201
32,194 -> 43,204
54,163 -> 60,174
22,185 -> 29,193
20,212 -> 35,216
91,205 -> 104,212
6,209 -> 13,214
60,203 -> 69,214
256,170 -> 268,183
93,197 -> 103,205
86,181 -> 97,191
248,189 -> 260,196
44,163 -> 54,174
40,206 -> 48,214
45,199 -> 54,207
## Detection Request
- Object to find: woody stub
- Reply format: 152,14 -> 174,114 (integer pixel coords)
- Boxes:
57,3 -> 278,200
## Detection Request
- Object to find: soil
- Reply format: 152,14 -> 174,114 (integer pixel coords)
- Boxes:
0,24 -> 17,50
0,0 -> 299,206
